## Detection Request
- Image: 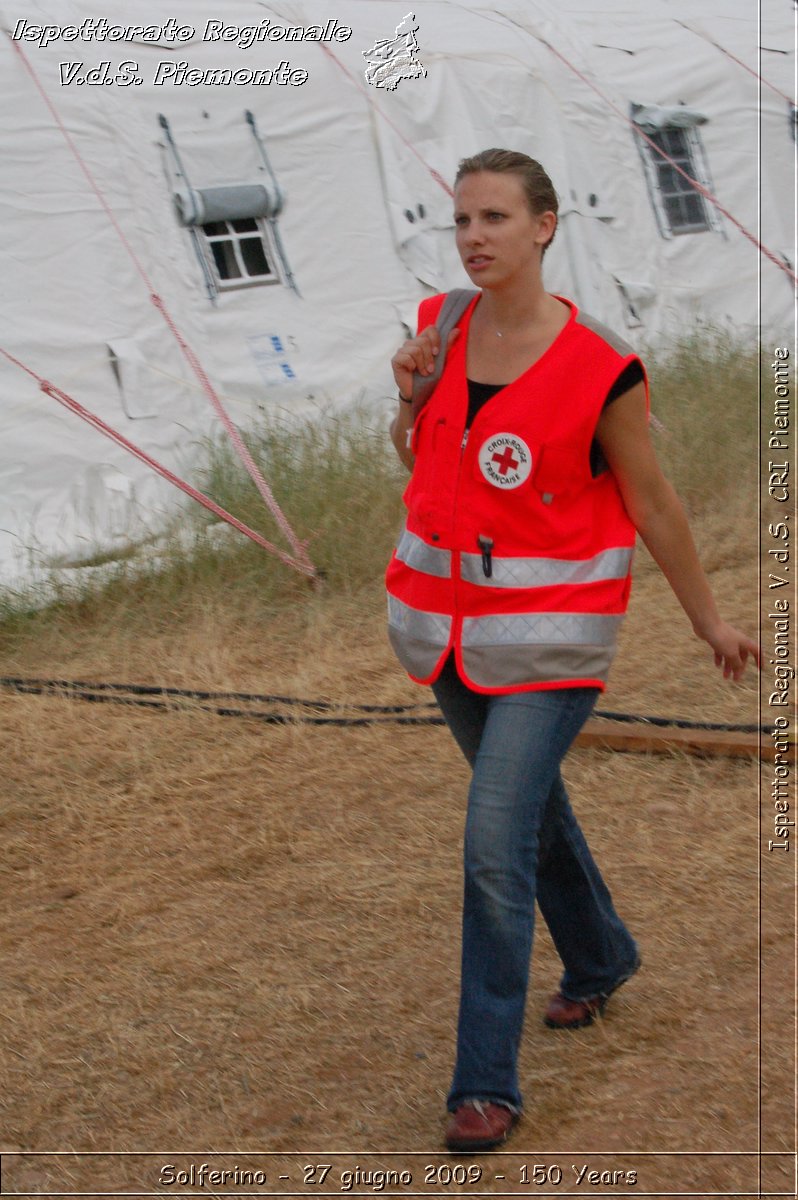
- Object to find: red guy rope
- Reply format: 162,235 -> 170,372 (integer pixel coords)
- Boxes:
0,346 -> 315,577
319,13 -> 797,287
532,31 -> 798,288
318,42 -> 453,196
5,32 -> 317,579
674,19 -> 795,107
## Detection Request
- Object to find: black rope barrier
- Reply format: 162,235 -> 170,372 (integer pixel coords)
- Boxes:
0,675 -> 437,712
0,675 -> 771,734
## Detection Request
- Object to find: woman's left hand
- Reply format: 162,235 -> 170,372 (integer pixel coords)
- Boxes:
699,620 -> 760,681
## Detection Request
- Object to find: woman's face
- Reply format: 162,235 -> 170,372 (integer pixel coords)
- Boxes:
453,171 -> 554,288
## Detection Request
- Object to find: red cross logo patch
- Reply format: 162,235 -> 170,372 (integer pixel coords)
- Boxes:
478,433 -> 532,489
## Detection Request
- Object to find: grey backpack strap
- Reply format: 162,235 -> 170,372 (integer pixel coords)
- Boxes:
411,289 -> 478,420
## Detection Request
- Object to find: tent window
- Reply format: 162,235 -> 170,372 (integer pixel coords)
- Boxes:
638,126 -> 710,235
645,127 -> 709,234
632,104 -> 717,238
200,217 -> 279,288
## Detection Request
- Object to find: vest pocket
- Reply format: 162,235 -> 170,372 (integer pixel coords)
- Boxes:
409,404 -> 432,456
406,413 -> 451,539
405,408 -> 436,505
531,442 -> 588,503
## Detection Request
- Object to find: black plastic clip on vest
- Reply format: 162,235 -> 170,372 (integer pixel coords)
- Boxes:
477,535 -> 494,578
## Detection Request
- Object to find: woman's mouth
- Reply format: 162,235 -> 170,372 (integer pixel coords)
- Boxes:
467,255 -> 493,269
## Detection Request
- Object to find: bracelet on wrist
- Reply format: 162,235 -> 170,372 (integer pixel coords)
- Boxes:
398,391 -> 413,405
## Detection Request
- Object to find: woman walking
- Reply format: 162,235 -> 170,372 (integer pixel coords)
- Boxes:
386,149 -> 758,1152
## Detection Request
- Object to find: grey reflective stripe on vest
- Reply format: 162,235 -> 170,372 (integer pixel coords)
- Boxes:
460,546 -> 632,589
462,642 -> 619,688
574,308 -> 637,359
462,611 -> 622,647
395,528 -> 452,578
461,612 -> 623,687
387,594 -> 452,678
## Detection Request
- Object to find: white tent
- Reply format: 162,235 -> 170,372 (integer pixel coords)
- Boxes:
1,0 -> 794,588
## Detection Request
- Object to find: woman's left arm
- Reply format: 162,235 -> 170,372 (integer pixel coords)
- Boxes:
596,381 -> 760,681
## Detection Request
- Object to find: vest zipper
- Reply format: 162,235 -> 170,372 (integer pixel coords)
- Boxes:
449,425 -> 471,659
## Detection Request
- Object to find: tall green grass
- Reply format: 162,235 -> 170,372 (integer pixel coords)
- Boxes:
0,407 -> 408,642
199,405 -> 408,593
645,329 -> 757,512
0,333 -> 758,645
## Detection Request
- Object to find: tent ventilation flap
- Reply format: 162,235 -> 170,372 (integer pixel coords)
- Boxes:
173,183 -> 283,227
631,103 -> 708,131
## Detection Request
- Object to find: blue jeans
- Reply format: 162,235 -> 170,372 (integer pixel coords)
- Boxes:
432,655 -> 639,1112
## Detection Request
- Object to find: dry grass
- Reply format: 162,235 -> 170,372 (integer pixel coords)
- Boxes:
1,339 -> 787,1198
0,521 -> 778,1193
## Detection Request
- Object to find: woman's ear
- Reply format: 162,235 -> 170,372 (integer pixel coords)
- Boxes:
534,210 -> 557,247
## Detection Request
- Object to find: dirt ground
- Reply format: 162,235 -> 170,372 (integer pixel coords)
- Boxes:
0,536 -> 793,1199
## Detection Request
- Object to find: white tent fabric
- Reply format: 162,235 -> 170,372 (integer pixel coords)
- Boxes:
0,0 -> 793,588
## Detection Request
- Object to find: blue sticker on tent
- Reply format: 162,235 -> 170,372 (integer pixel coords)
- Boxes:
246,334 -> 298,387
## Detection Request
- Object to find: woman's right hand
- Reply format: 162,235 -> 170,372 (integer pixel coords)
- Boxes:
391,325 -> 459,399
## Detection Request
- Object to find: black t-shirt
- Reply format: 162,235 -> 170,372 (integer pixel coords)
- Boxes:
466,359 -> 644,477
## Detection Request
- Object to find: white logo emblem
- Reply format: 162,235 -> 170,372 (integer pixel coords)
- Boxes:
478,433 -> 532,489
362,12 -> 426,91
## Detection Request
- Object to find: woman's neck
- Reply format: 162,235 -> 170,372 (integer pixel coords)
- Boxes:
474,282 -> 564,338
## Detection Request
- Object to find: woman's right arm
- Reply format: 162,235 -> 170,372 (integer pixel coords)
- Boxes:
389,398 -> 415,471
389,324 -> 457,471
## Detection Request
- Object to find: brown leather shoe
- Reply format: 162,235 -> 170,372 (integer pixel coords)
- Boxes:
445,1100 -> 519,1152
543,990 -> 607,1029
544,958 -> 641,1029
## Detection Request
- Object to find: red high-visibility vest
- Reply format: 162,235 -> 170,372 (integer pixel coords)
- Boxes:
386,292 -> 648,694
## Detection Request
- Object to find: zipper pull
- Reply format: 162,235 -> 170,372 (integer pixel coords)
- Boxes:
460,428 -> 469,452
477,534 -> 494,578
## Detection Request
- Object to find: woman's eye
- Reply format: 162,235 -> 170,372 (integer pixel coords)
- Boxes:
487,211 -> 504,221
454,215 -> 469,226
